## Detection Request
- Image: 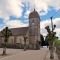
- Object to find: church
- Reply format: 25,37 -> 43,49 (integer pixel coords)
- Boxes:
0,9 -> 41,49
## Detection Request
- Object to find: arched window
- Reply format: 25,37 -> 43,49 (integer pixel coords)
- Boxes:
32,20 -> 34,25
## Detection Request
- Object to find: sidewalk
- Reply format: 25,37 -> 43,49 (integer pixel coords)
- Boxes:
45,50 -> 59,60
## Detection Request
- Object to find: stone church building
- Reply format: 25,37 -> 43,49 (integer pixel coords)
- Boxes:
0,9 -> 40,49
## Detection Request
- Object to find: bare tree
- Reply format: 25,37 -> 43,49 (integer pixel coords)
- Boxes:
45,26 -> 56,59
1,27 -> 12,55
23,36 -> 28,51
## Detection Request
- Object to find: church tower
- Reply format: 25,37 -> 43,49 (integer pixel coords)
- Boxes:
29,9 -> 40,49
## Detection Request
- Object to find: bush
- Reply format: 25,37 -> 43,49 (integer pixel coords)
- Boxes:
6,43 -> 22,49
54,39 -> 60,45
54,39 -> 60,59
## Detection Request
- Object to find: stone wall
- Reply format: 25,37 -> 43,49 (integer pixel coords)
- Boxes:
56,45 -> 60,59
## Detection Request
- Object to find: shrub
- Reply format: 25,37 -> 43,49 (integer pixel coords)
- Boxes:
54,39 -> 60,45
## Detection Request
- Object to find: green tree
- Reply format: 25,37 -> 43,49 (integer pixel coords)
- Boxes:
23,36 -> 28,51
45,36 -> 49,48
54,38 -> 60,45
40,34 -> 45,47
1,27 -> 12,55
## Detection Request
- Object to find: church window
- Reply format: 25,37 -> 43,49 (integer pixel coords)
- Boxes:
32,20 -> 34,25
32,20 -> 34,23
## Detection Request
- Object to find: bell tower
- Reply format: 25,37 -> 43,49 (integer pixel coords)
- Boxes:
29,9 -> 40,49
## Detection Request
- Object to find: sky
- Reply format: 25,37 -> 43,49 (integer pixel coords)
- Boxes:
0,0 -> 60,39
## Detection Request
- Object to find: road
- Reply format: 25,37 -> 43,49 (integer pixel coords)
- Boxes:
0,47 -> 59,60
0,48 -> 48,60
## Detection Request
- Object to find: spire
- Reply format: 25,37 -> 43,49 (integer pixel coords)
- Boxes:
34,3 -> 35,11
34,8 -> 35,11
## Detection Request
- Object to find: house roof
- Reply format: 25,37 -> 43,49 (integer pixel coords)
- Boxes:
29,10 -> 40,19
10,27 -> 29,36
0,27 -> 29,36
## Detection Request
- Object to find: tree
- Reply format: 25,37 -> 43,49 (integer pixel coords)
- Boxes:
45,36 -> 49,47
45,26 -> 56,59
23,36 -> 28,51
40,34 -> 45,47
1,27 -> 12,55
54,38 -> 60,45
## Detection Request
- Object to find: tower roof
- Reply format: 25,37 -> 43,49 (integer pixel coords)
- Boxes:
29,9 -> 40,19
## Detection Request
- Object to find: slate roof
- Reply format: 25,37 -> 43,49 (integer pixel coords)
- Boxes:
29,10 -> 40,18
0,27 -> 29,36
10,27 -> 29,36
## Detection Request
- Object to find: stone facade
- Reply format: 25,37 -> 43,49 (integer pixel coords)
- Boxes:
29,10 -> 40,49
0,10 -> 40,49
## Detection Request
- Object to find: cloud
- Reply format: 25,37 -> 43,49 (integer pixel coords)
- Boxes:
0,24 -> 6,31
0,0 -> 60,20
34,0 -> 60,15
24,10 -> 31,18
0,20 -> 28,31
5,20 -> 28,28
22,0 -> 60,17
0,0 -> 23,20
48,0 -> 60,10
40,18 -> 60,38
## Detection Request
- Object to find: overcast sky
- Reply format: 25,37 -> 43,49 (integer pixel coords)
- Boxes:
0,0 -> 60,39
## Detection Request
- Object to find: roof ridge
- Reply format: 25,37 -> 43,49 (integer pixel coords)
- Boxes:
9,27 -> 28,30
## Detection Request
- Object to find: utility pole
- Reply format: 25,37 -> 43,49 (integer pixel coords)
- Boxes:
50,17 -> 53,32
50,9 -> 60,32
49,9 -> 60,59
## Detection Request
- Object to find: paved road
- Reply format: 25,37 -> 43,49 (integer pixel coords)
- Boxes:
0,48 -> 24,59
0,48 -> 48,60
0,47 -> 59,60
